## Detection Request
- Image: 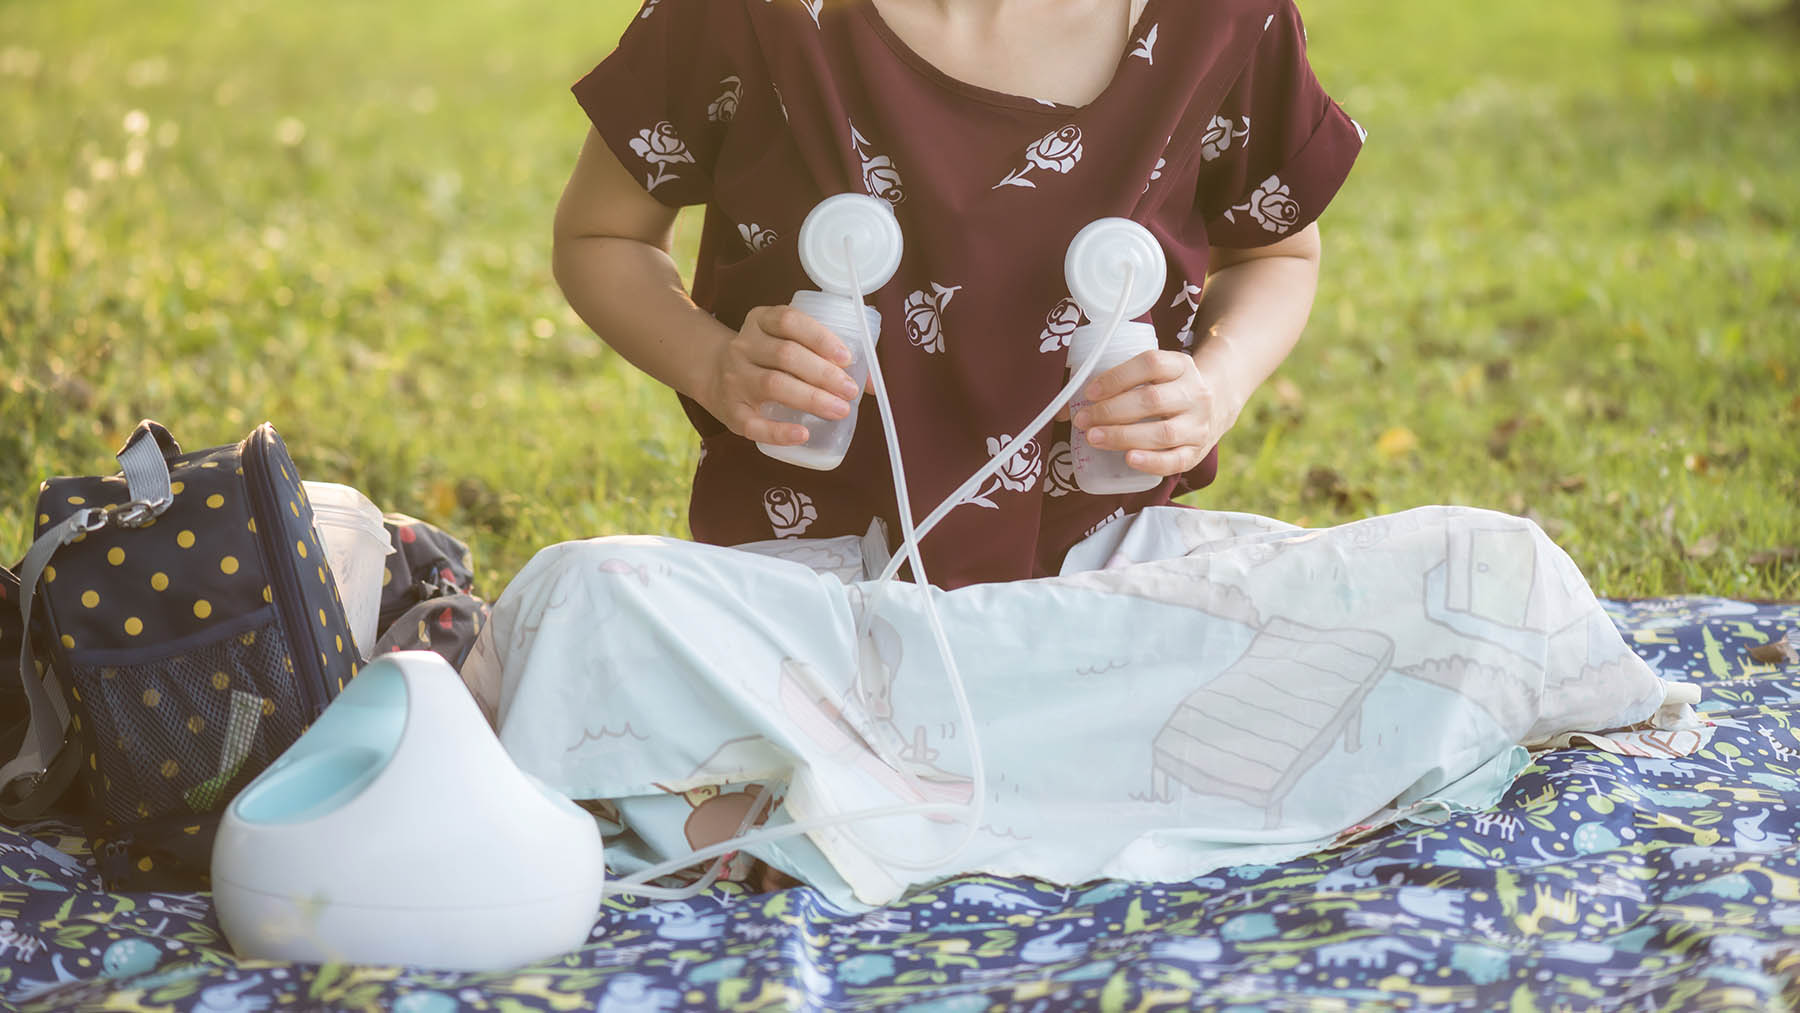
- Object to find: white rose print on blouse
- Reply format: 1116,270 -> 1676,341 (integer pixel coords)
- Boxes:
903,283 -> 960,355
1142,134 -> 1171,195
1037,296 -> 1086,354
993,125 -> 1084,189
707,76 -> 743,123
1223,174 -> 1302,234
628,121 -> 695,192
763,487 -> 817,539
1200,115 -> 1251,163
850,120 -> 906,206
1044,440 -> 1077,497
738,223 -> 779,252
1170,281 -> 1203,349
963,436 -> 1043,509
1130,23 -> 1158,65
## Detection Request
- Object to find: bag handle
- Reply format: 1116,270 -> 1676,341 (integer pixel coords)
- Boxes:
0,422 -> 179,818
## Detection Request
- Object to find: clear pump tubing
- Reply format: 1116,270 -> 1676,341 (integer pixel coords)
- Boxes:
608,776 -> 779,899
867,263 -> 1139,592
608,222 -> 1143,899
826,236 -> 987,872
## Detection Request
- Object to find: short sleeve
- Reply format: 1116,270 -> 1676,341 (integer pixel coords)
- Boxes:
1195,1 -> 1366,247
572,0 -> 750,208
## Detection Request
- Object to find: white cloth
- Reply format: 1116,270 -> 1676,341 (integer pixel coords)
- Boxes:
474,506 -> 1683,908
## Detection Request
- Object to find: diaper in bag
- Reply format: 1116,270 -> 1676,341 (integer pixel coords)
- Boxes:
0,421 -> 360,888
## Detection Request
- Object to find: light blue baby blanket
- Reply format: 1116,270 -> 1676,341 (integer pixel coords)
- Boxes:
472,506 -> 1685,908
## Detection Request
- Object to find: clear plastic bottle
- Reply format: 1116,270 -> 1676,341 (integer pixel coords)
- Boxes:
757,291 -> 881,471
756,194 -> 903,471
1061,217 -> 1168,496
1066,321 -> 1162,494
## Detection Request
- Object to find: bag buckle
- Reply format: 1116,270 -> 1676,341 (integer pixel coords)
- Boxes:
104,497 -> 171,528
75,497 -> 173,534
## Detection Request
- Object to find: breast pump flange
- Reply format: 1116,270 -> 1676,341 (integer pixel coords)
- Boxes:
756,193 -> 905,471
1063,217 -> 1168,495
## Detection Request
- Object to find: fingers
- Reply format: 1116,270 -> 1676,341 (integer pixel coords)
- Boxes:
756,368 -> 852,422
1077,378 -> 1200,429
1087,414 -> 1208,454
747,328 -> 860,403
1082,350 -> 1189,403
736,413 -> 811,447
757,305 -> 853,369
1119,445 -> 1211,477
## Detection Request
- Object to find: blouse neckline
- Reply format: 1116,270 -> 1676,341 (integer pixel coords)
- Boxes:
856,0 -> 1162,116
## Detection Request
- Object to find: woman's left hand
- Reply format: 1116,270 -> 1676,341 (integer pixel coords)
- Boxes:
1072,350 -> 1242,477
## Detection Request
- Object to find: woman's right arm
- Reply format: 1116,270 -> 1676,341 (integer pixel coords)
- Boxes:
551,127 -> 861,446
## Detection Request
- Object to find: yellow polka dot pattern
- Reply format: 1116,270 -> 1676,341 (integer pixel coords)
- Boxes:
142,688 -> 160,707
161,759 -> 179,778
107,547 -> 125,566
193,600 -> 211,619
221,556 -> 239,575
124,617 -> 143,636
81,590 -> 99,608
150,572 -> 169,591
212,670 -> 230,690
176,530 -> 195,549
188,716 -> 205,734
206,493 -> 225,509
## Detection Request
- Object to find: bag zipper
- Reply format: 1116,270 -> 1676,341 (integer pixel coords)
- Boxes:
243,430 -> 330,718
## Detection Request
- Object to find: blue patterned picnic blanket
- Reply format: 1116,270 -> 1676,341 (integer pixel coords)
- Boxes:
1,597 -> 1796,1012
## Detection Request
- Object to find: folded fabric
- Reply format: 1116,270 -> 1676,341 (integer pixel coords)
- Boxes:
473,506 -> 1695,908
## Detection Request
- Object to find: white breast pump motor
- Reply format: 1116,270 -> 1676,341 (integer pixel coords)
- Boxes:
1063,217 -> 1169,495
756,193 -> 905,471
211,651 -> 606,972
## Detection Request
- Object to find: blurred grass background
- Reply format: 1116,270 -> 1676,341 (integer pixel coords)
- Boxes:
1,0 -> 1795,598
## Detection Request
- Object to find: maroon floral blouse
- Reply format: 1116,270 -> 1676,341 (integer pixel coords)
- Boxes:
574,0 -> 1364,588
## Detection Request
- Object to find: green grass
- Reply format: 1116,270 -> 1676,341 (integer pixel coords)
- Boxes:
1,0 -> 1795,599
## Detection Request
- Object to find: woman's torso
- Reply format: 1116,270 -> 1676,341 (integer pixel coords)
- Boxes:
584,0 -> 1326,586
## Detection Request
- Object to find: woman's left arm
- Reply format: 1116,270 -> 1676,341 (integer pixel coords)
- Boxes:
1073,222 -> 1321,477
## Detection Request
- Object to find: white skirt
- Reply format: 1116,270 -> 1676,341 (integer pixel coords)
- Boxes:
464,506 -> 1689,908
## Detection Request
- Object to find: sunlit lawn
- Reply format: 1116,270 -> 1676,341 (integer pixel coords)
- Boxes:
1,0 -> 1795,598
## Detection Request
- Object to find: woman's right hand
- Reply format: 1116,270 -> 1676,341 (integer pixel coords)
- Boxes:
700,305 -> 863,445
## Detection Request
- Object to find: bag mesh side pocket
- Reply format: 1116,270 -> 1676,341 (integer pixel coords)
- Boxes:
68,610 -> 309,831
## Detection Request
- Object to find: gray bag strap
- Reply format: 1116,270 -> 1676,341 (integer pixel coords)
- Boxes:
0,423 -> 176,814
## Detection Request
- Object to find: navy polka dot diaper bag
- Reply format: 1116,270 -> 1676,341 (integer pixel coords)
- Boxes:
1,421 -> 358,889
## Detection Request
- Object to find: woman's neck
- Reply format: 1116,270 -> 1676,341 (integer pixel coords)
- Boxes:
868,0 -> 1148,108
